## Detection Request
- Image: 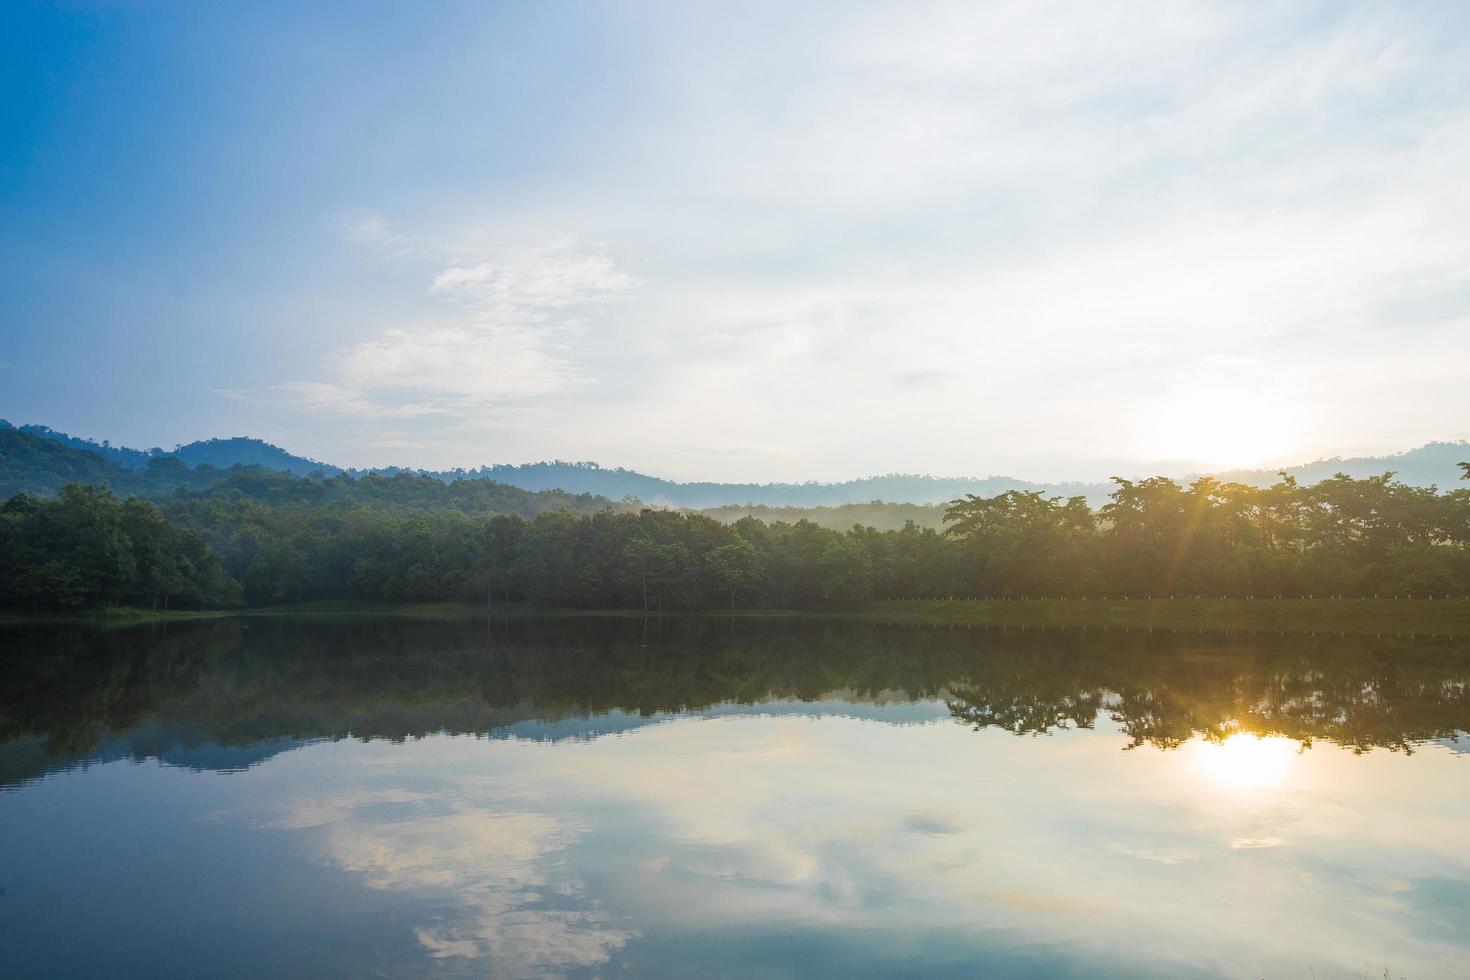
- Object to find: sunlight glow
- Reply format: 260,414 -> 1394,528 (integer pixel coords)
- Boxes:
1189,733 -> 1300,791
1139,386 -> 1305,471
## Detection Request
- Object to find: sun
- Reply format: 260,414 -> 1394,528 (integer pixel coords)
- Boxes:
1189,732 -> 1300,791
1139,384 -> 1305,471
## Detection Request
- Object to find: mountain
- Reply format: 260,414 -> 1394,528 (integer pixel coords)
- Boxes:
450,461 -> 1107,508
422,444 -> 1470,507
9,422 -> 160,469
0,425 -> 620,517
5,419 -> 1468,509
169,437 -> 339,477
7,422 -> 1106,505
5,421 -> 340,477
0,424 -> 127,497
1221,442 -> 1470,491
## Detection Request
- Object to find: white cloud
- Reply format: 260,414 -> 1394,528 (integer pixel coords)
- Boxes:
335,209 -> 420,254
431,243 -> 636,311
281,237 -> 636,422
273,380 -> 440,420
254,2 -> 1470,477
268,791 -> 635,977
338,325 -> 572,401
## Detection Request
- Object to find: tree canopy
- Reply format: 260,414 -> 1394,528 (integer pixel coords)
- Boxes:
3,462 -> 1469,610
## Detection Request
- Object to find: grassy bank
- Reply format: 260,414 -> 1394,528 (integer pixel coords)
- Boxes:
0,606 -> 235,626
5,598 -> 1469,637
240,600 -> 502,620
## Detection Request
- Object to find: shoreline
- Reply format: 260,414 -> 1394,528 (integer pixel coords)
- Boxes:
3,597 -> 1469,637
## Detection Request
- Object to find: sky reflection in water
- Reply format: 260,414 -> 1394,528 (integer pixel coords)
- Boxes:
1,617 -> 1468,978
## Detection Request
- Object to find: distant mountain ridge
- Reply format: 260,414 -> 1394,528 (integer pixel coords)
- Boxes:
450,461 -> 1101,507
6,422 -> 339,476
9,423 -> 160,469
4,419 -> 1467,508
365,443 -> 1470,506
1218,441 -> 1470,492
169,436 -> 340,477
0,424 -> 621,516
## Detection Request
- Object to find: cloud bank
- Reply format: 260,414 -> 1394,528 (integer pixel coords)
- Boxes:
8,1 -> 1466,479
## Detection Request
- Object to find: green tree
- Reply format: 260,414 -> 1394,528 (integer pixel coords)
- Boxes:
705,537 -> 762,608
818,536 -> 873,603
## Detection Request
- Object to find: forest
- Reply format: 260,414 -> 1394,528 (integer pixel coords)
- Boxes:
2,459 -> 1469,611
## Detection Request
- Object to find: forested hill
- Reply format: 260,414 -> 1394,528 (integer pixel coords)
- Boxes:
1,426 -> 124,495
436,444 -> 1470,506
4,421 -> 339,476
6,419 -> 1470,508
0,426 -> 621,517
171,437 -> 341,476
5,420 -> 1099,504
1220,442 -> 1470,491
455,462 -> 1100,507
6,423 -> 158,468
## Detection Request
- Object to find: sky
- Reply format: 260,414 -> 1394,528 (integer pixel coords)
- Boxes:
3,1 -> 1469,482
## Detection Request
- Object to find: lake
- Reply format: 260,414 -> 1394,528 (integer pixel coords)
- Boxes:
2,616 -> 1468,978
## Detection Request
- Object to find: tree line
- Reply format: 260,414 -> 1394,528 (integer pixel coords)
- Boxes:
0,485 -> 239,610
2,463 -> 1469,611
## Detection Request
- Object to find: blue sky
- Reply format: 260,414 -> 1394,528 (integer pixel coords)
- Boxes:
3,1 -> 1469,481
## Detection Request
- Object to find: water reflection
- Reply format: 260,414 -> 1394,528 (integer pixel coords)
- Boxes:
1,617 -> 1468,978
3,617 -> 1468,785
1190,733 -> 1300,791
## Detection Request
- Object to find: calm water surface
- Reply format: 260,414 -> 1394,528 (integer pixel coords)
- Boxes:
2,617 -> 1468,978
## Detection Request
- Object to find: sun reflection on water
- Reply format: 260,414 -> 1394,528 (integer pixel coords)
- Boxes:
1189,732 -> 1301,791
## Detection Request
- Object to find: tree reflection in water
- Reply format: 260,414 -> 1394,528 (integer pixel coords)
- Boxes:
2,615 -> 1467,789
